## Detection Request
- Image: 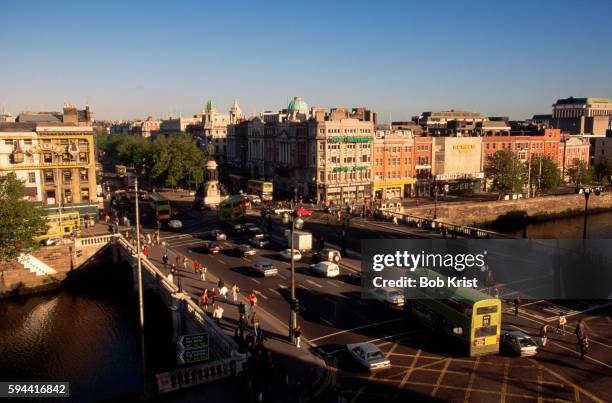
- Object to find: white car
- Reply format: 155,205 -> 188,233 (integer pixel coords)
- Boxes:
347,342 -> 391,371
250,261 -> 278,277
273,207 -> 293,215
364,288 -> 405,307
247,194 -> 261,204
280,249 -> 302,261
310,261 -> 340,278
501,331 -> 538,357
168,219 -> 183,229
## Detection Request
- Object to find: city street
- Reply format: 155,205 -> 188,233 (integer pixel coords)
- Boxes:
145,196 -> 612,402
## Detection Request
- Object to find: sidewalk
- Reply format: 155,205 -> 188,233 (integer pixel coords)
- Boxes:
143,237 -> 331,402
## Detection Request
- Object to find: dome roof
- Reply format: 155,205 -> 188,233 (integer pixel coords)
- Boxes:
288,96 -> 308,113
205,100 -> 217,113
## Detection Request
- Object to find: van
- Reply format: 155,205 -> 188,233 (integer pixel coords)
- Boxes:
310,261 -> 340,278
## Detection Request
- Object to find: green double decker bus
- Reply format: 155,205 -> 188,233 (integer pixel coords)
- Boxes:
404,268 -> 501,357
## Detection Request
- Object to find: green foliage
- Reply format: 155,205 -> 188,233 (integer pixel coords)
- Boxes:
0,174 -> 48,261
594,158 -> 612,183
528,155 -> 560,194
567,159 -> 591,185
484,150 -> 527,198
149,134 -> 206,187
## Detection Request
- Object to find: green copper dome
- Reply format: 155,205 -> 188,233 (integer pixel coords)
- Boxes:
205,100 -> 217,113
288,96 -> 308,113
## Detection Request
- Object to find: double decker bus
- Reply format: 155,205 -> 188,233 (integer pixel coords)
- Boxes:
113,190 -> 171,223
34,211 -> 80,242
227,174 -> 248,194
146,193 -> 171,222
404,268 -> 501,357
218,195 -> 247,221
247,180 -> 274,202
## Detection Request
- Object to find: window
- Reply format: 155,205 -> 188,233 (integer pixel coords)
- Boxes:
81,189 -> 90,202
28,172 -> 36,183
4,140 -> 13,146
79,152 -> 88,163
80,169 -> 88,181
62,170 -> 72,183
44,170 -> 54,183
24,139 -> 32,145
46,190 -> 55,199
64,189 -> 72,203
43,153 -> 53,163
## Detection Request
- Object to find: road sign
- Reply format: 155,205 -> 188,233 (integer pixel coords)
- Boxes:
177,333 -> 209,365
178,333 -> 209,350
178,347 -> 209,364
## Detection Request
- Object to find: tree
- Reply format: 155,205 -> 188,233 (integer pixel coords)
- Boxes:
0,174 -> 48,261
115,135 -> 152,171
567,159 -> 591,185
528,155 -> 560,195
594,158 -> 612,183
484,150 -> 527,198
149,134 -> 206,188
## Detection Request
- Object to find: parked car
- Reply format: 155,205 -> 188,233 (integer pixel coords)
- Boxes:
315,248 -> 341,263
203,241 -> 222,254
364,288 -> 405,307
280,249 -> 302,261
251,261 -> 278,277
295,207 -> 313,217
501,331 -> 538,357
347,342 -> 391,371
244,223 -> 263,234
310,261 -> 340,278
233,244 -> 257,257
249,234 -> 271,248
167,219 -> 183,229
210,229 -> 227,241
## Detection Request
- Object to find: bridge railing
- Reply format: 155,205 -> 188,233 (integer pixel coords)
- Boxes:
377,208 -> 517,239
75,234 -> 114,247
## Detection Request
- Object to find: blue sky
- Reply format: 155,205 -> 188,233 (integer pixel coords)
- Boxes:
1,0 -> 611,121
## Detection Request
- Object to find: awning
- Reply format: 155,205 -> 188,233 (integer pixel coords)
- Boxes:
373,179 -> 415,190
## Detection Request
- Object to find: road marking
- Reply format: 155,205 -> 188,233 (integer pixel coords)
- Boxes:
277,273 -> 287,280
431,358 -> 451,397
217,258 -> 226,264
397,348 -> 421,393
463,356 -> 480,403
350,343 -> 401,403
250,278 -> 261,284
268,288 -> 281,296
305,279 -> 323,288
537,370 -> 543,403
278,284 -> 287,289
500,358 -> 510,403
326,280 -> 340,288
321,318 -> 334,326
253,289 -> 268,300
299,284 -> 310,290
308,318 -> 404,343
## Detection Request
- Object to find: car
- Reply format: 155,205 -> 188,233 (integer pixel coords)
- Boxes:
310,261 -> 340,278
249,234 -> 270,248
364,287 -> 405,307
295,207 -> 313,217
233,244 -> 257,257
324,205 -> 341,214
210,229 -> 227,241
347,342 -> 391,371
247,194 -> 261,205
230,223 -> 246,233
501,331 -> 538,357
250,261 -> 278,277
315,248 -> 341,263
204,241 -> 222,254
280,248 -> 302,261
273,207 -> 293,215
167,219 -> 183,229
244,223 -> 263,234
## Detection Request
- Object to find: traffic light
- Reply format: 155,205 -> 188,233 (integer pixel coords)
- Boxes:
290,298 -> 299,312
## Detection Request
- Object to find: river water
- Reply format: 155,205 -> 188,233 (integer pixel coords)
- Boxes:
0,261 -> 146,402
507,211 -> 612,239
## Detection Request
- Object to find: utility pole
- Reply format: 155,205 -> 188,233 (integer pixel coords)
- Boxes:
526,154 -> 532,199
289,218 -> 297,344
135,177 -> 147,393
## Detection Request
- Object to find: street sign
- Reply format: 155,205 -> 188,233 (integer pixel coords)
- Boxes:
177,333 -> 209,365
178,333 -> 209,350
178,347 -> 209,364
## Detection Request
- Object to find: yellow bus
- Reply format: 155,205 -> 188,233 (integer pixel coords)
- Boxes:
247,180 -> 273,202
34,211 -> 81,242
404,268 -> 501,356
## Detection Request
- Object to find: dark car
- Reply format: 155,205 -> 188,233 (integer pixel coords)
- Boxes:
315,248 -> 342,263
204,241 -> 222,254
233,244 -> 257,257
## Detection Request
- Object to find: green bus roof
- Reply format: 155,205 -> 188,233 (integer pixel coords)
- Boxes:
148,193 -> 169,203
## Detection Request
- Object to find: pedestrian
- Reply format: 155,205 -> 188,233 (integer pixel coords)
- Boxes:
200,291 -> 209,312
200,265 -> 207,282
162,252 -> 168,266
539,324 -> 549,347
193,259 -> 200,274
247,291 -> 257,307
393,216 -> 398,225
232,284 -> 239,303
210,287 -> 217,304
175,255 -> 180,266
251,313 -> 260,339
212,304 -> 224,326
104,214 -> 110,224
220,285 -> 229,301
579,336 -> 589,359
146,233 -> 152,245
142,246 -> 150,259
218,278 -> 225,289
168,271 -> 174,284
557,312 -> 567,336
293,325 -> 302,348
170,263 -> 177,275
182,256 -> 188,271
513,297 -> 521,317
574,318 -> 586,341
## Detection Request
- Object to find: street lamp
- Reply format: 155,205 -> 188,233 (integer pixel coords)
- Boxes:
134,177 -> 147,393
575,186 -> 601,240
282,212 -> 304,344
433,182 -> 439,220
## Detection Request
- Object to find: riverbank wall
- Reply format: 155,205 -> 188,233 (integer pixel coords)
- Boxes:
403,193 -> 612,227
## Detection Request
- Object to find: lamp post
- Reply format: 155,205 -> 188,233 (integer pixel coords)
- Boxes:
283,212 -> 304,344
134,177 -> 147,392
576,186 -> 601,240
433,182 -> 438,220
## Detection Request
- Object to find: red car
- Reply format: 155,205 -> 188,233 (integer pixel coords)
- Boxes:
204,241 -> 222,254
295,207 -> 313,217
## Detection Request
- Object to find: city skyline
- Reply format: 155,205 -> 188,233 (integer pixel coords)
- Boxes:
1,0 -> 612,121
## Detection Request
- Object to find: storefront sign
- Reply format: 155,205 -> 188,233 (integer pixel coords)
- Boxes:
435,172 -> 484,181
328,136 -> 373,143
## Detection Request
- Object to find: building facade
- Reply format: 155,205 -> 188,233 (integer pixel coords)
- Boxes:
432,137 -> 484,193
552,97 -> 612,135
372,129 -> 415,201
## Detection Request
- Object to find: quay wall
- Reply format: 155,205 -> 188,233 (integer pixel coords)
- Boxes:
403,193 -> 612,226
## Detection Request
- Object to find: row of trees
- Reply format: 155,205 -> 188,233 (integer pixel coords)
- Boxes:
484,150 -> 596,198
97,133 -> 207,188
